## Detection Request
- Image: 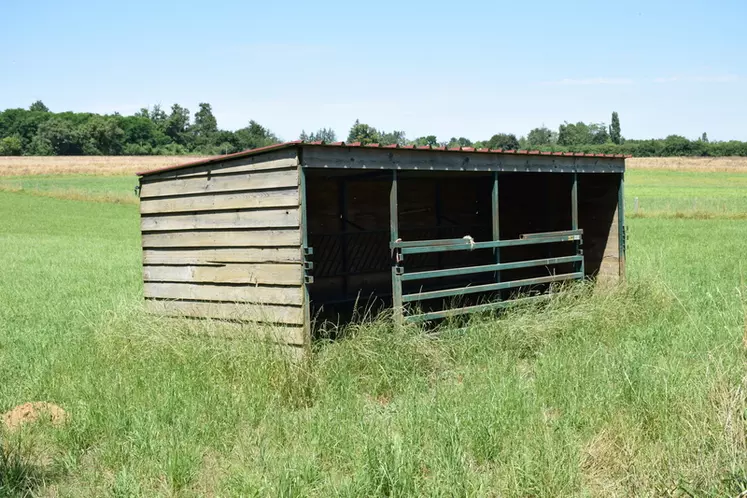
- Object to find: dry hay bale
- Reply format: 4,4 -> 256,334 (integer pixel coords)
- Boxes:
2,402 -> 67,431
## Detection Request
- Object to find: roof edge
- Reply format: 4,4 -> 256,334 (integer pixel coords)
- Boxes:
136,141 -> 302,176
137,140 -> 630,177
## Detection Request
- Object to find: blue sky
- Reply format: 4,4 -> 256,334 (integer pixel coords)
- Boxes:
2,0 -> 745,142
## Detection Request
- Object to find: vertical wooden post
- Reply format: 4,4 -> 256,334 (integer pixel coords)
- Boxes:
618,172 -> 626,279
390,169 -> 403,325
435,179 -> 442,270
571,172 -> 584,276
338,179 -> 348,299
492,171 -> 501,284
299,163 -> 312,349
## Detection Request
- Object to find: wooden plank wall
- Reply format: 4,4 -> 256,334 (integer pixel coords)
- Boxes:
139,149 -> 306,345
578,173 -> 621,284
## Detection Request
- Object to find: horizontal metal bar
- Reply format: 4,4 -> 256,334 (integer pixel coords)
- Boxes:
404,294 -> 552,323
402,272 -> 583,303
401,255 -> 583,282
520,229 -> 583,240
391,237 -> 468,249
401,234 -> 581,255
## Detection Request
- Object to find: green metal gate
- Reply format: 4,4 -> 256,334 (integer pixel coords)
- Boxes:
388,170 -> 585,324
390,230 -> 584,323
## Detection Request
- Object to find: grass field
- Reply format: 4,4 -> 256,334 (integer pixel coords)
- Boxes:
1,161 -> 746,496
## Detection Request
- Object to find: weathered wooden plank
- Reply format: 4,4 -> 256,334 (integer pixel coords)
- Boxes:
143,263 -> 302,285
154,315 -> 306,346
140,188 -> 298,214
141,229 -> 301,248
145,299 -> 304,326
140,168 -> 298,198
141,208 -> 300,231
144,282 -> 303,306
143,149 -> 299,180
142,247 -> 301,264
214,323 -> 307,346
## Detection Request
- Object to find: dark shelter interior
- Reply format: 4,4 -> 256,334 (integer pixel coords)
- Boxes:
304,169 -> 620,325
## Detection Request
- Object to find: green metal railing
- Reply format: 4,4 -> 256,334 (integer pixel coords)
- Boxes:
385,169 -> 587,324
391,229 -> 584,323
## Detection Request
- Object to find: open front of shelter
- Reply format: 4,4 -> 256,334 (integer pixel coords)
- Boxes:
137,142 -> 626,349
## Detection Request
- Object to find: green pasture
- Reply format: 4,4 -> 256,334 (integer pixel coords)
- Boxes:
1,169 -> 746,496
626,169 -> 747,215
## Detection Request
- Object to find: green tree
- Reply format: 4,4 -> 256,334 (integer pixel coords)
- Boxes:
558,122 -> 588,146
412,135 -> 438,147
588,123 -> 610,144
149,105 -> 168,127
83,116 -> 125,155
700,132 -> 709,143
446,137 -> 473,148
661,135 -> 696,156
379,130 -> 407,146
0,135 -> 23,155
234,120 -> 278,150
307,128 -> 337,142
347,119 -> 380,144
609,112 -> 621,144
526,126 -> 555,147
559,121 -> 610,146
29,118 -> 87,155
29,100 -> 49,112
164,104 -> 191,146
487,133 -> 519,150
193,103 -> 218,136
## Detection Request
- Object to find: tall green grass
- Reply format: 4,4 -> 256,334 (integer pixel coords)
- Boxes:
626,169 -> 747,215
1,170 -> 746,496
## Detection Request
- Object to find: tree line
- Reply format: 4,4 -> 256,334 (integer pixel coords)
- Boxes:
0,101 -> 277,156
1,102 -> 746,157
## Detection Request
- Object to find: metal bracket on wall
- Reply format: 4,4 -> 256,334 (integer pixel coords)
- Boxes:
303,247 -> 314,285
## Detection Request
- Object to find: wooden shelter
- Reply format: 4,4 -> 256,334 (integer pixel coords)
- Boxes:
137,141 -> 627,349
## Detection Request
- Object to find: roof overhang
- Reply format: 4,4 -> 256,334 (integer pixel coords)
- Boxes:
300,144 -> 625,174
137,141 -> 627,177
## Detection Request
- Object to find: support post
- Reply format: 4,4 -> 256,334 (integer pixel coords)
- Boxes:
618,172 -> 626,279
390,170 -> 403,325
491,171 -> 501,284
571,172 -> 584,276
299,165 -> 312,350
338,179 -> 348,299
435,179 -> 442,270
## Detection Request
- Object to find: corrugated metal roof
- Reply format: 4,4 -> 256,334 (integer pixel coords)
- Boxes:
137,140 -> 630,176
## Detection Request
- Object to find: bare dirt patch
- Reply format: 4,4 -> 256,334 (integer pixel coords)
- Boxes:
2,402 -> 68,431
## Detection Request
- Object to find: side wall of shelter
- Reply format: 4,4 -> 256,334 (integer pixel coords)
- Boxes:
579,173 -> 622,284
138,148 -> 307,346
